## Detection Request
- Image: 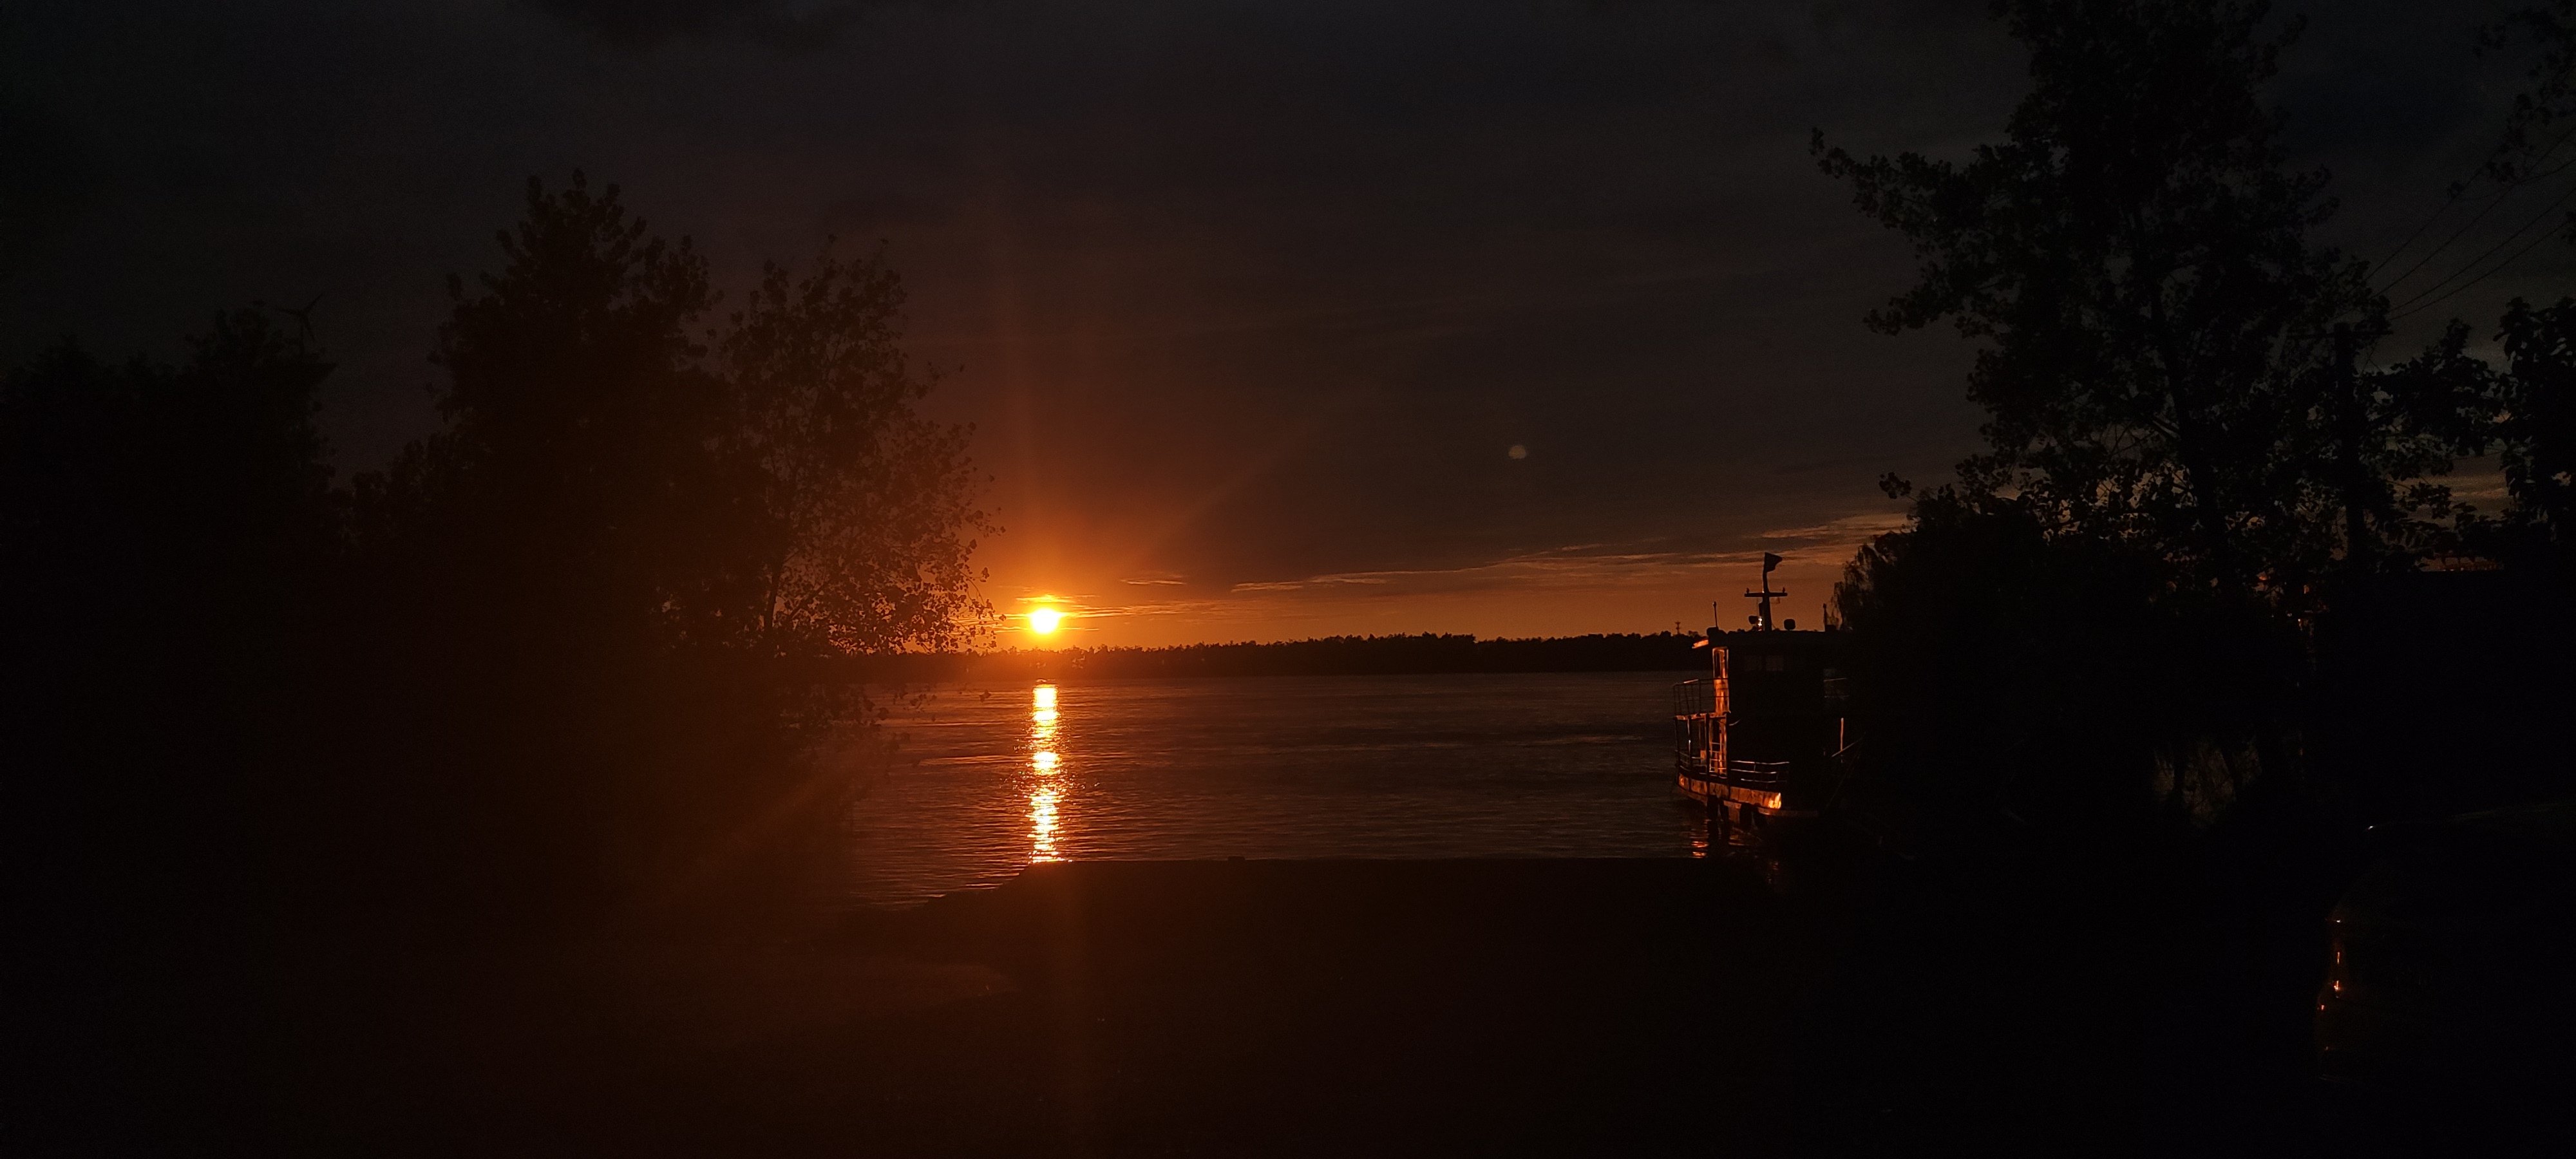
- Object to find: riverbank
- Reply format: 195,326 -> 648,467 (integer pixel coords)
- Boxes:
26,852 -> 2377,1155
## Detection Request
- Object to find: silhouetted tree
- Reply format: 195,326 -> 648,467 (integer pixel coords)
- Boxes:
2411,299 -> 2576,569
1812,1 -> 2453,834
1835,493 -> 2303,833
721,245 -> 988,665
2,311 -> 337,915
2494,303 -> 2576,544
0,310 -> 345,1159
1815,0 -> 2413,594
2343,5 -> 2576,572
2479,2 -> 2576,190
344,174 -> 987,916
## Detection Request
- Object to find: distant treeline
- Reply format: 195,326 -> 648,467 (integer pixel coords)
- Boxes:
857,632 -> 1709,683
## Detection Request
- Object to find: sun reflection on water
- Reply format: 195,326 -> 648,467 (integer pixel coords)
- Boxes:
1028,683 -> 1065,863
1028,786 -> 1061,862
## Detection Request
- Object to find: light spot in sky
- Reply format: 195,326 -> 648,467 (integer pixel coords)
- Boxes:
1508,444 -> 1528,460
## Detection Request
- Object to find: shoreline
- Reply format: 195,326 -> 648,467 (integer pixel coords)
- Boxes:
37,854 -> 2366,1154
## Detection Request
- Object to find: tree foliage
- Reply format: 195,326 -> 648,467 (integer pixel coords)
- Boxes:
722,248 -> 987,659
2480,1 -> 2576,191
1812,1 -> 2448,831
6,174 -> 990,924
344,174 -> 989,910
2,312 -> 339,912
370,174 -> 986,663
1815,0 -> 2411,593
2372,2 -> 2576,569
2494,300 -> 2576,541
1820,3 -> 2576,836
1833,497 -> 2300,830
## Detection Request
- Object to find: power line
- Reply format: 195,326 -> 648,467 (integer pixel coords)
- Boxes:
2375,149 -> 2576,296
2388,178 -> 2576,321
2371,118 -> 2576,294
2389,221 -> 2571,323
2375,180 -> 2523,294
2388,173 -> 2576,314
2369,189 -> 2469,282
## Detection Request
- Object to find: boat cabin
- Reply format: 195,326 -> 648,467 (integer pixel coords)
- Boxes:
1673,556 -> 1850,835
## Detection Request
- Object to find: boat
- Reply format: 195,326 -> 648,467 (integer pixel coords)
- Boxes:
1673,552 -> 1852,837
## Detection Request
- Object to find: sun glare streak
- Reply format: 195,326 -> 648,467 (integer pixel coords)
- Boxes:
1033,684 -> 1056,710
1032,749 -> 1059,773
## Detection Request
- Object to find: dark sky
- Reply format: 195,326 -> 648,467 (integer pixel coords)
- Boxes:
2,1 -> 2550,644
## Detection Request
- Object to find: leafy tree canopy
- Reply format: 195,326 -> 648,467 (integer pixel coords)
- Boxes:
1817,0 -> 2410,596
368,173 -> 988,674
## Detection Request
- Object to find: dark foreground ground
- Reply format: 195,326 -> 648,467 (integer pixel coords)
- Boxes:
22,853 -> 2521,1156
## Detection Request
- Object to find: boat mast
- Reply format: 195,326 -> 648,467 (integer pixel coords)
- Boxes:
1744,552 -> 1787,631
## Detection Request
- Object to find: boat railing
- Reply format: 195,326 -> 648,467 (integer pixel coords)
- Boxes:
1726,759 -> 1790,788
1672,678 -> 1729,719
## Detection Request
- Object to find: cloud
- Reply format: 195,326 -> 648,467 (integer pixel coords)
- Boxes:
517,0 -> 891,48
1231,542 -> 1806,602
1758,511 -> 1911,549
0,90 -> 98,266
1200,505 -> 1902,607
6,0 -> 2505,651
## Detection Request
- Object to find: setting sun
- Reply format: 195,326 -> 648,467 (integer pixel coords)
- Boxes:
1028,607 -> 1064,636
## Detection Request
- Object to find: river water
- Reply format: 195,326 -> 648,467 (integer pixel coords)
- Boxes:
848,670 -> 1707,904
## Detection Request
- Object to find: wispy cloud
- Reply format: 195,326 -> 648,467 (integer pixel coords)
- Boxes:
1204,505 -> 1906,607
2445,462 -> 2511,505
519,0 -> 881,50
1237,544 -> 1778,600
1759,511 -> 1911,548
1028,505 -> 1910,643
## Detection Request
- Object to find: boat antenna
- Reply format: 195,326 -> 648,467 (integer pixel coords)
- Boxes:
1745,552 -> 1787,631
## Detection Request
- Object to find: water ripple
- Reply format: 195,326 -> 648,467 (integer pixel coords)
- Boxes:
846,671 -> 1700,905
